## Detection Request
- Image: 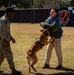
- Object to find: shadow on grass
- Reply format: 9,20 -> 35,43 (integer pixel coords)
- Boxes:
59,67 -> 74,72
1,73 -> 24,75
35,67 -> 74,75
35,72 -> 74,75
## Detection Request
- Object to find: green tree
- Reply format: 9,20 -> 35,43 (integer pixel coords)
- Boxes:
60,0 -> 74,7
70,0 -> 74,6
33,0 -> 44,8
15,0 -> 30,8
29,0 -> 33,8
0,0 -> 32,8
0,0 -> 13,8
43,0 -> 62,9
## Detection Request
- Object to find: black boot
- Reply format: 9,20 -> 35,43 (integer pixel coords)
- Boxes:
55,65 -> 63,69
12,70 -> 21,75
0,70 -> 3,74
11,68 -> 21,75
42,64 -> 50,69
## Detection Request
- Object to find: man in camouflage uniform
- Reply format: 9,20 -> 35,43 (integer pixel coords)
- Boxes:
0,7 -> 21,75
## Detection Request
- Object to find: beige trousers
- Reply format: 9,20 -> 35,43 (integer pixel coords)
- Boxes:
44,38 -> 63,65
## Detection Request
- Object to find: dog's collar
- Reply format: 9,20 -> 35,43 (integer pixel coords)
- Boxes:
35,41 -> 44,49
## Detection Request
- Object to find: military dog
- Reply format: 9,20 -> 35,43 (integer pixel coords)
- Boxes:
26,29 -> 53,72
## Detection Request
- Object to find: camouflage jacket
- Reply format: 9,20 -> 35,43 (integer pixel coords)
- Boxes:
0,14 -> 12,42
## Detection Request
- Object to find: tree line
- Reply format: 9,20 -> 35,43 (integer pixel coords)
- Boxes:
0,0 -> 74,9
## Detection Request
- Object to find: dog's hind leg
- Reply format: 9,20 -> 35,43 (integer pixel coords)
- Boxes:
31,55 -> 37,72
26,56 -> 31,73
31,64 -> 37,72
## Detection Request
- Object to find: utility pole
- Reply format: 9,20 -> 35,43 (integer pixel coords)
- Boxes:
29,0 -> 33,8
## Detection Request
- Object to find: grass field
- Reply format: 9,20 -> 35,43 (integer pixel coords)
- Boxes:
0,23 -> 74,75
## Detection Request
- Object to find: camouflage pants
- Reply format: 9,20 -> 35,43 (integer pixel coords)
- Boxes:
0,40 -> 15,69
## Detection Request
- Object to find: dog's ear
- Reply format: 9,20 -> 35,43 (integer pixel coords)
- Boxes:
44,29 -> 50,35
40,29 -> 47,32
43,29 -> 48,33
40,29 -> 43,32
